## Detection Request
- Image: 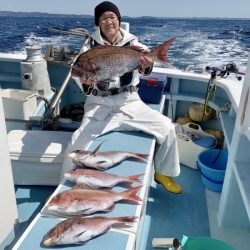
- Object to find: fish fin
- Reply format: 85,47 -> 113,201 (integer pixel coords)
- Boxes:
73,184 -> 95,190
129,45 -> 147,52
127,173 -> 144,183
149,37 -> 175,64
129,153 -> 148,162
91,142 -> 104,156
105,204 -> 115,211
92,166 -> 108,171
96,160 -> 108,165
41,208 -> 73,218
73,159 -> 85,168
74,183 -> 110,190
115,216 -> 138,222
112,216 -> 139,228
75,229 -> 88,238
75,241 -> 87,245
121,185 -> 143,203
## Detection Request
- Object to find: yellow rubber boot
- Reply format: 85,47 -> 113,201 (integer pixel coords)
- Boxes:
154,172 -> 182,194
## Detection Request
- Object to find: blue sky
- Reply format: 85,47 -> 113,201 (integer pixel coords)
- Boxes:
1,0 -> 250,18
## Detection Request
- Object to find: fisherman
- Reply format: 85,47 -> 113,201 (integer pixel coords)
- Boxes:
61,1 -> 182,194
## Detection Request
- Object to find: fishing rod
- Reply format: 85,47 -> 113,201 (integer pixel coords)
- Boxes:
48,28 -> 90,38
201,63 -> 245,122
206,62 -> 245,81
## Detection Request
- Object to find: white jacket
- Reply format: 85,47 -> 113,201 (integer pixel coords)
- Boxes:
61,28 -> 180,178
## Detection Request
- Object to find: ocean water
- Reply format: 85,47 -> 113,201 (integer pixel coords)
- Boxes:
0,16 -> 249,71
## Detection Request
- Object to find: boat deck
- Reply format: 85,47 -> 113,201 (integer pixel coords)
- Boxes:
2,67 -> 250,249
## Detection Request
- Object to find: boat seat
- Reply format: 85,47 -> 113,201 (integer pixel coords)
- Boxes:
8,130 -> 73,186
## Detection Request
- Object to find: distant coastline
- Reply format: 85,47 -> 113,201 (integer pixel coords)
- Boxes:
0,11 -> 92,18
0,11 -> 249,20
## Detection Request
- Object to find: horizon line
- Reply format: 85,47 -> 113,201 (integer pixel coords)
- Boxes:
0,10 -> 250,20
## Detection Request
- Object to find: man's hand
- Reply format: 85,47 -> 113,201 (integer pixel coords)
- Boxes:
139,49 -> 154,74
80,77 -> 97,85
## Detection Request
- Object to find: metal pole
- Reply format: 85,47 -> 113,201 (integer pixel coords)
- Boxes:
42,68 -> 72,129
50,68 -> 72,110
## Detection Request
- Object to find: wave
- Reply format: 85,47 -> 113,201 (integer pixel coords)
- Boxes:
0,16 -> 249,71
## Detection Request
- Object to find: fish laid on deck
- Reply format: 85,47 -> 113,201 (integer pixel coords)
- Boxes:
71,37 -> 175,81
44,185 -> 142,216
68,143 -> 148,169
42,216 -> 138,246
64,168 -> 143,188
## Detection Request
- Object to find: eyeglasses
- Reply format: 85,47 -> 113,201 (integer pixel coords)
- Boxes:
99,15 -> 118,24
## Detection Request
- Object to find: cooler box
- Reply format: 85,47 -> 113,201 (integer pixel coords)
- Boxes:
175,123 -> 216,169
138,72 -> 167,104
1,88 -> 38,120
8,130 -> 73,186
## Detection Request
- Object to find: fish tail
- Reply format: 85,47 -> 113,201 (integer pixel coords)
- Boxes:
122,185 -> 142,203
150,37 -> 175,64
126,173 -> 144,183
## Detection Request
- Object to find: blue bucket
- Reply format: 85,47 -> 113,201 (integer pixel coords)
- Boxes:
200,174 -> 224,192
197,149 -> 228,192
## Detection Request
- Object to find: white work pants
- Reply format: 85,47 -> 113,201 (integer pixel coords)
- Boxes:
61,92 -> 180,178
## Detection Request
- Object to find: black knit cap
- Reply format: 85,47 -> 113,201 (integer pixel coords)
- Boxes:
94,1 -> 121,26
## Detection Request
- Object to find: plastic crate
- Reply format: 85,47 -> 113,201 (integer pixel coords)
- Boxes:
1,88 -> 38,120
138,72 -> 167,104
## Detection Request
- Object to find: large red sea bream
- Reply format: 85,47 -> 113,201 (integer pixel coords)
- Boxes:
44,185 -> 142,216
71,37 -> 175,81
68,143 -> 148,170
64,168 -> 143,188
43,216 -> 137,246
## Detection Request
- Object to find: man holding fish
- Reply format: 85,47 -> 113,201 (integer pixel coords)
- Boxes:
62,1 -> 182,194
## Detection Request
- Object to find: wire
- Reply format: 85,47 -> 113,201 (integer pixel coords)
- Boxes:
202,71 -> 217,122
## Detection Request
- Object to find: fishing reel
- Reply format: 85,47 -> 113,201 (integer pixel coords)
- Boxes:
206,63 -> 245,81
